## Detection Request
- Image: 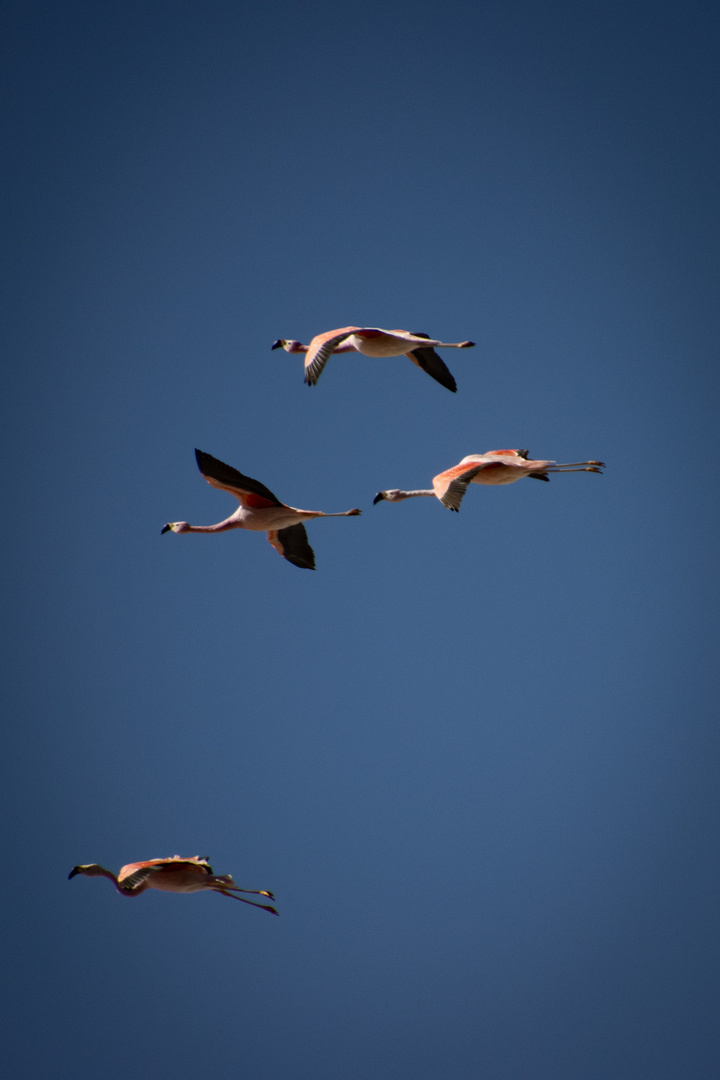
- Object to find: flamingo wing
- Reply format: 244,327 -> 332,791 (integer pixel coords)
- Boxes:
433,465 -> 485,511
195,449 -> 283,509
116,861 -> 170,892
118,857 -> 211,892
304,327 -> 361,385
478,449 -> 551,480
267,524 -> 316,570
406,333 -> 457,392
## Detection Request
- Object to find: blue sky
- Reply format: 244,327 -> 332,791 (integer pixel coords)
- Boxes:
3,2 -> 720,1077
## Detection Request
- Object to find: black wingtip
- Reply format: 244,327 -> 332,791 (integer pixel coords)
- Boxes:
437,375 -> 457,393
194,448 -> 212,474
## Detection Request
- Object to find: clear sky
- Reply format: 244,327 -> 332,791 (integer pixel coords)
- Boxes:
3,1 -> 719,1077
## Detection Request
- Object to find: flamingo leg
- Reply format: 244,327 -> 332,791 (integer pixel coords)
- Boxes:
548,460 -> 605,468
545,465 -> 604,473
214,879 -> 275,899
214,889 -> 279,915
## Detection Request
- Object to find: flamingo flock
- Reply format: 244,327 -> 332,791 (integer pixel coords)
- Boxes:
71,323 -> 604,917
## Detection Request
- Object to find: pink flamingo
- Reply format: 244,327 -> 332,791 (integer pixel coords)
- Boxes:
374,449 -> 604,511
69,856 -> 278,914
162,449 -> 361,569
272,326 -> 475,390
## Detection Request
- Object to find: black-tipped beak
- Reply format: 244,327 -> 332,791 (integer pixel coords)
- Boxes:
161,524 -> 172,534
373,493 -> 385,505
68,866 -> 81,880
271,339 -> 283,350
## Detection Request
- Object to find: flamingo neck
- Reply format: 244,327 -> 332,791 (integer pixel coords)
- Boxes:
185,518 -> 241,533
81,865 -> 126,891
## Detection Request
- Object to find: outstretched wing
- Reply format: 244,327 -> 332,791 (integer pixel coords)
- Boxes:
267,525 -> 316,570
118,855 -> 211,889
478,449 -> 550,480
195,449 -> 283,508
118,856 -> 212,892
118,867 -> 156,892
432,465 -> 484,511
406,333 -> 457,392
304,327 -> 361,385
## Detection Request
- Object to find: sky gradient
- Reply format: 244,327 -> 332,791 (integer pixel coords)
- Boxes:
3,2 -> 720,1077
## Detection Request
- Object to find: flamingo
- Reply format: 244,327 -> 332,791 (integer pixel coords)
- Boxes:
374,449 -> 604,511
162,449 -> 361,570
68,855 -> 278,914
271,327 -> 475,390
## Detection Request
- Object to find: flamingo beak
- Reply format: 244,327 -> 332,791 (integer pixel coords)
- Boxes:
161,523 -> 172,534
373,492 -> 385,505
271,339 -> 284,350
68,866 -> 81,879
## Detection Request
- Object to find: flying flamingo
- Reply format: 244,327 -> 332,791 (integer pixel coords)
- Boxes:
162,449 -> 361,570
271,327 -> 475,390
68,855 -> 278,914
374,449 -> 604,511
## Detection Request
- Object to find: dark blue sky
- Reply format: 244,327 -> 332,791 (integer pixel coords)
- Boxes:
3,2 -> 719,1077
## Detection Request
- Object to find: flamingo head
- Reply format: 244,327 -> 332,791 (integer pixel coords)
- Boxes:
161,521 -> 190,534
271,338 -> 301,352
373,490 -> 404,504
68,864 -> 101,879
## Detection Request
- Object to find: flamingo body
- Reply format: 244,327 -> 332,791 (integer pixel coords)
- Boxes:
374,449 -> 604,511
162,450 -> 361,569
68,855 -> 278,914
272,326 -> 475,390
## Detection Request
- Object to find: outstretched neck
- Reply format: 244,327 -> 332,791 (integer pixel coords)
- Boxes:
376,489 -> 436,504
184,517 -> 243,533
396,489 -> 436,500
100,868 -> 120,887
77,864 -> 122,888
